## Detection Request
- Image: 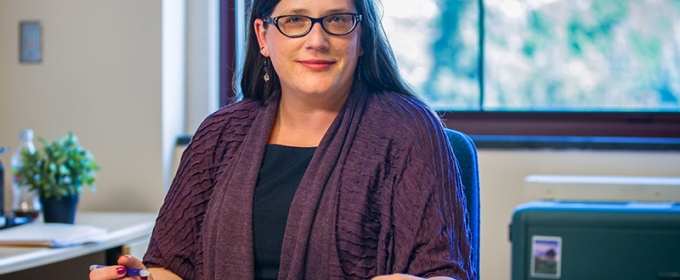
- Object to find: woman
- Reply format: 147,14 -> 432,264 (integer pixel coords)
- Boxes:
91,0 -> 473,279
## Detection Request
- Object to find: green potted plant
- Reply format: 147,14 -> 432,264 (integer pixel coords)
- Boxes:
14,132 -> 100,223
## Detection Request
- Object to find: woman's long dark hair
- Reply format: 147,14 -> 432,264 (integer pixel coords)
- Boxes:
236,0 -> 416,104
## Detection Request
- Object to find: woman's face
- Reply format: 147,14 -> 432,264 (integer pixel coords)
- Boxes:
254,0 -> 363,100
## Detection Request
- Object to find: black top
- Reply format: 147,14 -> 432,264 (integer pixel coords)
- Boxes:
253,144 -> 316,280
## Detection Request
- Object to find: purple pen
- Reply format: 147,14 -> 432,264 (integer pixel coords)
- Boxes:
89,264 -> 150,277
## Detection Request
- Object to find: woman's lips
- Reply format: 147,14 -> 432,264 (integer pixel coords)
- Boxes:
298,59 -> 335,71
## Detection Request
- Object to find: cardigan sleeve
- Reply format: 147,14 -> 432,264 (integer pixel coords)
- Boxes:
142,114 -> 224,279
390,117 -> 473,280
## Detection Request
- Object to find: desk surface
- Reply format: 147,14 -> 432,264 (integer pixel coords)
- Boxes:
0,212 -> 157,274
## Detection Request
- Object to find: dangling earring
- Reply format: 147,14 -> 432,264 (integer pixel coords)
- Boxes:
263,58 -> 270,82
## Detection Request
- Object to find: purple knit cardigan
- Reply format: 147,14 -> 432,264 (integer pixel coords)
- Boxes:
143,88 -> 473,280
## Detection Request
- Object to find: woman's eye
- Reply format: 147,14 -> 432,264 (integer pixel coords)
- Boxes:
330,16 -> 344,23
285,16 -> 302,23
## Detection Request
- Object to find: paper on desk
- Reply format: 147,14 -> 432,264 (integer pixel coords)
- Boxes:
0,223 -> 107,248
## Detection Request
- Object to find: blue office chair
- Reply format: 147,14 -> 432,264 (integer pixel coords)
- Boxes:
444,128 -> 480,278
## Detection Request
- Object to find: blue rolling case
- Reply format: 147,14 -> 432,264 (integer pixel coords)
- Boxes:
510,201 -> 680,280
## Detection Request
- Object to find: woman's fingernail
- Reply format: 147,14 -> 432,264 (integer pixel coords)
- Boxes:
116,267 -> 126,275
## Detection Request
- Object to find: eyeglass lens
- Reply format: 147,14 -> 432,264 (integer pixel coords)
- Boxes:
276,14 -> 358,37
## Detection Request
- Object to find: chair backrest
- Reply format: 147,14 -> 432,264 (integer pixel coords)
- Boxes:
444,128 -> 480,277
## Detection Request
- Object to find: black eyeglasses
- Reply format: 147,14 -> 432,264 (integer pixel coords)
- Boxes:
263,13 -> 362,38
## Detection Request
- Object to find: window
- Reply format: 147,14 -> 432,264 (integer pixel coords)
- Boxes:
382,0 -> 680,141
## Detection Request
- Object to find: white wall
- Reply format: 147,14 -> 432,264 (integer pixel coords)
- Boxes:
162,0 -> 187,189
185,0 -> 219,134
0,0 -> 173,213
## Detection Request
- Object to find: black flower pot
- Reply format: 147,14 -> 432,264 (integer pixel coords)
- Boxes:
40,195 -> 79,224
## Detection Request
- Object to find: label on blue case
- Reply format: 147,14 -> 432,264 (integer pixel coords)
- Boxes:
531,235 -> 562,279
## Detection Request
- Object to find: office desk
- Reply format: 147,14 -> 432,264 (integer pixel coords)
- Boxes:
0,212 -> 156,279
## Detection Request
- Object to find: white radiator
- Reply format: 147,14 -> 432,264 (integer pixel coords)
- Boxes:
524,174 -> 680,202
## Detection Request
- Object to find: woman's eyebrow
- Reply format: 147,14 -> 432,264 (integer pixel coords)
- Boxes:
325,8 -> 354,14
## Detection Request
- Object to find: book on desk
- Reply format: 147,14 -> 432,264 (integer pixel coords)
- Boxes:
0,223 -> 107,248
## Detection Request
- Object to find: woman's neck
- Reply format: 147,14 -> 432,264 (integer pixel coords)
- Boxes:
268,89 -> 351,147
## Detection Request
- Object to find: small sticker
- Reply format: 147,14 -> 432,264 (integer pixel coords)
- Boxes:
530,235 -> 562,279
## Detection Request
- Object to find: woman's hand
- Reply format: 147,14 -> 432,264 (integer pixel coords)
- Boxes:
89,255 -> 152,280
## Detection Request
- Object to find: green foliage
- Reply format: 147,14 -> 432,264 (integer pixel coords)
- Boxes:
14,132 -> 100,199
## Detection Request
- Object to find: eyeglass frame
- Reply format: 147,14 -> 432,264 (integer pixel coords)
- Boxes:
263,13 -> 363,38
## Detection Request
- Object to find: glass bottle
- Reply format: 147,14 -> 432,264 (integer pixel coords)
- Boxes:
11,129 -> 41,220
